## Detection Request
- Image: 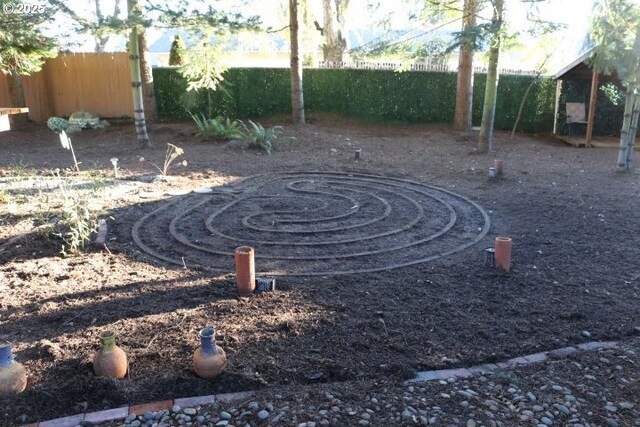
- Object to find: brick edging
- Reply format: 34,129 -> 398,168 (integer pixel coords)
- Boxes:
24,341 -> 618,427
408,341 -> 618,383
25,391 -> 254,427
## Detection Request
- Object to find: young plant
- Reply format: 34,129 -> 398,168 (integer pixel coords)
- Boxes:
180,36 -> 227,117
140,143 -> 187,176
110,158 -> 119,178
191,113 -> 246,140
51,171 -> 103,256
59,130 -> 80,172
244,120 -> 286,155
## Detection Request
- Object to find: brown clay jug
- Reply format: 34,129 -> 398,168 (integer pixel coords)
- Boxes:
193,327 -> 227,379
93,331 -> 128,379
0,342 -> 27,397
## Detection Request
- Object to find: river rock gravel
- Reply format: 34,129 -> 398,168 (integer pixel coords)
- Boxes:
84,338 -> 639,427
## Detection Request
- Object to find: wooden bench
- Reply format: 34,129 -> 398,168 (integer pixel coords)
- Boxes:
0,107 -> 29,132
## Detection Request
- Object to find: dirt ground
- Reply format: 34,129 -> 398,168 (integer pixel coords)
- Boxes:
1,115 -> 639,425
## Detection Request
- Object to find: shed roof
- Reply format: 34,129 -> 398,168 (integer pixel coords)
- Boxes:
553,49 -> 618,81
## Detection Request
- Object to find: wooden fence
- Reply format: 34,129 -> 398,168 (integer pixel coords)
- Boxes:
0,53 -> 133,123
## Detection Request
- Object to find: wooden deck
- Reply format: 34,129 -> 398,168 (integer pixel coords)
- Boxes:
556,134 -> 640,150
0,107 -> 29,132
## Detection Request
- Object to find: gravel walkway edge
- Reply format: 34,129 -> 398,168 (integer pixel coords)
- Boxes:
21,340 -> 622,427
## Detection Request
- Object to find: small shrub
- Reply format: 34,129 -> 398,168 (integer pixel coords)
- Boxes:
56,196 -> 101,256
47,113 -> 108,134
191,113 -> 246,140
244,120 -> 286,155
47,117 -> 81,134
48,172 -> 103,256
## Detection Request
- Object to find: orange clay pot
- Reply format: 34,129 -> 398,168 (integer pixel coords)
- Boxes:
193,327 -> 227,379
235,246 -> 255,294
494,236 -> 512,272
493,159 -> 503,176
0,342 -> 27,397
93,331 -> 128,379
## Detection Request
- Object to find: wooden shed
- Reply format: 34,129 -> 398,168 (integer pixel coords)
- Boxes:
553,49 -> 621,147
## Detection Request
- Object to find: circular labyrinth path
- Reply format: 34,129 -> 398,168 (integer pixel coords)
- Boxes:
132,172 -> 490,276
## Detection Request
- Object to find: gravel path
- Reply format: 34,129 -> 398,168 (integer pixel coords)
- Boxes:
78,337 -> 639,427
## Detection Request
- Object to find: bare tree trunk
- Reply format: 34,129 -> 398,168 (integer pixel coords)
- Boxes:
138,28 -> 157,121
453,0 -> 478,132
478,0 -> 504,153
8,71 -> 26,108
511,57 -> 549,138
7,71 -> 27,125
617,89 -> 639,171
616,88 -> 634,171
625,93 -> 639,169
94,0 -> 109,52
322,0 -> 349,63
290,0 -> 305,124
128,0 -> 151,148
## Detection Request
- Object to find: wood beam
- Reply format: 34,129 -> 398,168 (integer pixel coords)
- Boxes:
585,70 -> 599,147
553,79 -> 562,135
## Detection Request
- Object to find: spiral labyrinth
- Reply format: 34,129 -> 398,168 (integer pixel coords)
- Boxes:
132,172 -> 490,276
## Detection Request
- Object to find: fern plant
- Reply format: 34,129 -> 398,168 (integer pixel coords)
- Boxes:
244,120 -> 285,155
191,113 -> 246,140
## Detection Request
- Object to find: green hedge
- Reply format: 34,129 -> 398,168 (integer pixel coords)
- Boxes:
153,67 -> 557,133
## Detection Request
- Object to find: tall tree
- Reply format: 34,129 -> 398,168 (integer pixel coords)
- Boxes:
51,0 -> 259,147
453,0 -> 479,131
477,0 -> 504,152
138,27 -> 157,120
127,0 -> 151,148
290,0 -> 305,124
589,0 -> 640,171
0,1 -> 57,109
93,0 -> 121,52
321,0 -> 350,63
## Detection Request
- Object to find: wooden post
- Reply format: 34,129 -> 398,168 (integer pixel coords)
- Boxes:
585,70 -> 599,147
553,79 -> 562,135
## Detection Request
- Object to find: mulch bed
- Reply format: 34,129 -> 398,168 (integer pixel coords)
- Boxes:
1,116 -> 639,425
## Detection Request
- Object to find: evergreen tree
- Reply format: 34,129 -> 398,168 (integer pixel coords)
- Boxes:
169,34 -> 186,66
50,0 -> 260,148
0,0 -> 57,107
179,37 -> 227,118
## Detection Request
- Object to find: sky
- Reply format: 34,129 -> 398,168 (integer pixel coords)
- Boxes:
47,0 -> 599,72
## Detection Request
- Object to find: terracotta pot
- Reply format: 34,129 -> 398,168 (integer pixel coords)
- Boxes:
93,331 -> 128,379
0,342 -> 27,397
193,327 -> 227,379
494,236 -> 512,272
494,159 -> 503,176
235,246 -> 255,294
